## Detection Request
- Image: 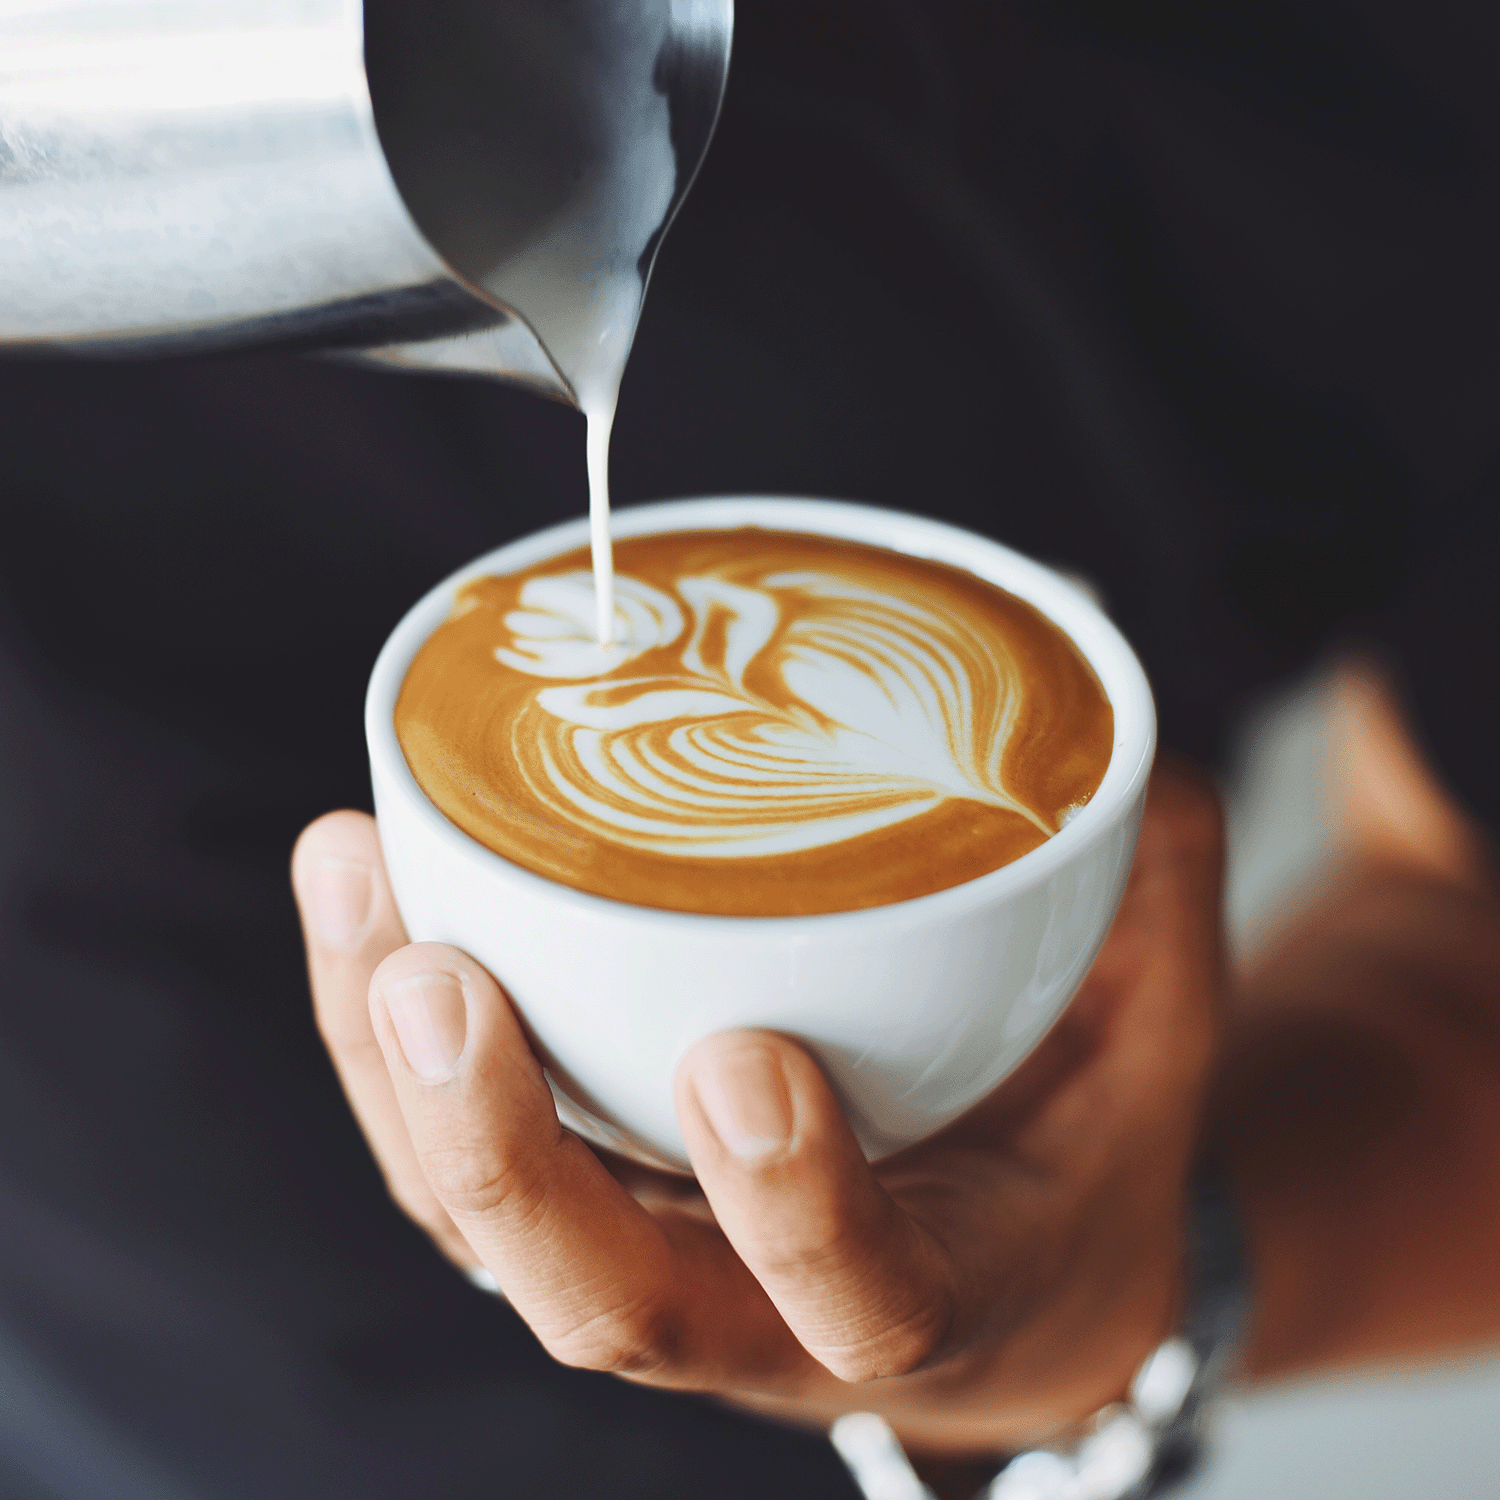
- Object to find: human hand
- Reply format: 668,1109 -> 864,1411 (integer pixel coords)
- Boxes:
291,761 -> 1223,1454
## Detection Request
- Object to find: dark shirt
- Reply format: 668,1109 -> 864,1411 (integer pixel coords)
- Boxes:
1,5 -> 1496,1496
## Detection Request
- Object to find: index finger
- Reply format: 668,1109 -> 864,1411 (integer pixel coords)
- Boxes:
368,941 -> 812,1389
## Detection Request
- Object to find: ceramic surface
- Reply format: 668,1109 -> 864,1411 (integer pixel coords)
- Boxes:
367,497 -> 1156,1170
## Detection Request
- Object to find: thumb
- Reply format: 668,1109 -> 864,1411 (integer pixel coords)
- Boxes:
675,1030 -> 955,1383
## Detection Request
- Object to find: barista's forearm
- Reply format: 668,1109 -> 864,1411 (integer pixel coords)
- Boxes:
1208,868 -> 1500,1381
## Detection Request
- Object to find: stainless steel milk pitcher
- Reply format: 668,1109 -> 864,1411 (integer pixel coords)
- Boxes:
0,0 -> 732,403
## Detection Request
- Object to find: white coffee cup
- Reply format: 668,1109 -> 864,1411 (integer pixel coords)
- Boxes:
366,497 -> 1156,1171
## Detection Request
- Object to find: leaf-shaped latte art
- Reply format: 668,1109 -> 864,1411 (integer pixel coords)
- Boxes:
504,568 -> 1053,858
495,572 -> 684,679
395,531 -> 1114,913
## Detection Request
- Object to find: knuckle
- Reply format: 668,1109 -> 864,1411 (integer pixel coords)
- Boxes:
767,1218 -> 957,1383
415,1141 -> 538,1225
754,1220 -> 847,1281
547,1293 -> 682,1378
815,1300 -> 952,1383
745,1191 -> 873,1281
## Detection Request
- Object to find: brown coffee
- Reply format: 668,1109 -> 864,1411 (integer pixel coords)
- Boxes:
395,529 -> 1112,916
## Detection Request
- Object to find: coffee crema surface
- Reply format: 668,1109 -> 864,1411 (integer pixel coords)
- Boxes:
395,530 -> 1113,916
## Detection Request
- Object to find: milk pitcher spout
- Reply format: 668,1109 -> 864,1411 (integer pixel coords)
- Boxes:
0,0 -> 732,403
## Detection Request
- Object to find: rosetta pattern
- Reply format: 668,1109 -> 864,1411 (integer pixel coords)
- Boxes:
493,568 -> 1054,859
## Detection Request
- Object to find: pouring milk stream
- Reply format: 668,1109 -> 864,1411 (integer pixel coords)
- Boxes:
424,6 -> 685,649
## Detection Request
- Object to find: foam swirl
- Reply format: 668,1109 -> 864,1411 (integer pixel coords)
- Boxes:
496,566 -> 1054,859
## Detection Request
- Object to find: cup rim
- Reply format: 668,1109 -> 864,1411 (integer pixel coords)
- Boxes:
366,495 -> 1157,932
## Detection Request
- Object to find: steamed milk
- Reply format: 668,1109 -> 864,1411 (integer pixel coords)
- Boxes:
395,530 -> 1113,916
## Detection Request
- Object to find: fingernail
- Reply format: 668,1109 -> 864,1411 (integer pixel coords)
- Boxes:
303,856 -> 373,948
383,973 -> 467,1083
690,1046 -> 793,1160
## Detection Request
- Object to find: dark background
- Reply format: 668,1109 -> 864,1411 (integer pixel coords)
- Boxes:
1,3 -> 1496,1495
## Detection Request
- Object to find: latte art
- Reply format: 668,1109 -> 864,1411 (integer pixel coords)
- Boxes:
396,530 -> 1113,915
508,567 -> 1052,858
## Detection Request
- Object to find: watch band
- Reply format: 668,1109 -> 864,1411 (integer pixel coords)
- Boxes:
831,1168 -> 1252,1500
